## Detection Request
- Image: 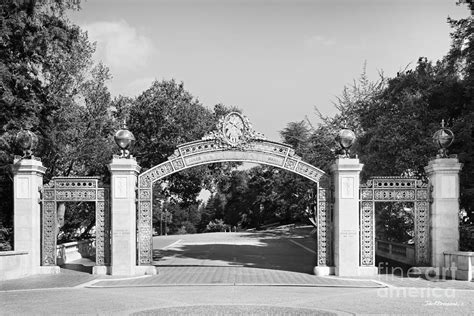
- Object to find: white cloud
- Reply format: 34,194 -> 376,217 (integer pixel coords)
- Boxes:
122,76 -> 156,97
83,20 -> 155,73
304,35 -> 336,48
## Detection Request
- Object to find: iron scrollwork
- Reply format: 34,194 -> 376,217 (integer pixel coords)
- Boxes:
40,177 -> 110,267
317,179 -> 333,266
360,177 -> 431,266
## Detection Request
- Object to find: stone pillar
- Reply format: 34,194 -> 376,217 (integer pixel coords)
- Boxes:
109,156 -> 141,275
13,158 -> 46,273
331,158 -> 363,276
425,158 -> 463,268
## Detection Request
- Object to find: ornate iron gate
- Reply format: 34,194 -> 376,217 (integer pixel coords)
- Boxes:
360,177 -> 431,267
40,177 -> 110,266
136,113 -> 331,265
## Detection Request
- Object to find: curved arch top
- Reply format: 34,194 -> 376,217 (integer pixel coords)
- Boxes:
136,113 -> 332,266
138,139 -> 328,189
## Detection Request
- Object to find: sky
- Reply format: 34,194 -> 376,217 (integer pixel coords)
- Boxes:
69,0 -> 469,142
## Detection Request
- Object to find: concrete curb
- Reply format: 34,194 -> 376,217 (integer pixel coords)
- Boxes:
87,283 -> 386,289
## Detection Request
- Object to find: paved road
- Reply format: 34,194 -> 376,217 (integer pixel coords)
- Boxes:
2,285 -> 473,315
152,228 -> 317,274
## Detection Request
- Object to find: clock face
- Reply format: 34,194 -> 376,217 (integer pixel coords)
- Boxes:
222,112 -> 246,146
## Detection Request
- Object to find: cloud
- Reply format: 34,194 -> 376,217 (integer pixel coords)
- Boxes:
82,20 -> 155,73
304,35 -> 336,48
122,77 -> 156,97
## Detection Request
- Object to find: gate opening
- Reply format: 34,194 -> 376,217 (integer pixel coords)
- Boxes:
375,201 -> 415,275
56,202 -> 96,272
149,164 -> 323,275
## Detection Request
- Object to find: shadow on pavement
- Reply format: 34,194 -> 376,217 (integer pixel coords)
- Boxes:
60,263 -> 93,274
154,231 -> 317,274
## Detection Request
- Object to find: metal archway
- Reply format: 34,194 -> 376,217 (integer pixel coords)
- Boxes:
136,113 -> 332,267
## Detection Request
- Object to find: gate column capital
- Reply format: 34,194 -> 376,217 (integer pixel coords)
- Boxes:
425,158 -> 463,175
330,158 -> 364,174
12,157 -> 47,176
108,157 -> 141,175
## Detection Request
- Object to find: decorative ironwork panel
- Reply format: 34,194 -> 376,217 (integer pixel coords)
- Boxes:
284,158 -> 298,170
360,177 -> 431,266
40,177 -> 110,267
373,189 -> 415,200
415,201 -> 430,265
172,158 -> 185,170
360,201 -> 375,266
54,178 -> 98,188
416,189 -> 429,201
295,162 -> 325,183
96,200 -> 106,265
139,189 -> 151,200
137,200 -> 153,264
371,178 -> 416,189
95,188 -> 110,265
43,190 -> 55,200
41,201 -> 57,266
360,188 -> 373,200
139,162 -> 174,188
55,189 -> 97,201
316,179 -> 332,266
104,196 -> 111,265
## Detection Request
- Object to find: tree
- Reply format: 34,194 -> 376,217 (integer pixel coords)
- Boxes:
221,170 -> 249,226
280,121 -> 310,156
126,80 -> 212,204
127,80 -> 241,205
127,80 -> 214,167
198,192 -> 226,232
47,62 -> 116,179
58,202 -> 96,242
304,5 -> 474,248
307,67 -> 385,173
375,202 -> 414,243
166,202 -> 201,235
445,11 -> 474,224
0,0 -> 96,170
0,0 -> 118,248
208,164 -> 318,230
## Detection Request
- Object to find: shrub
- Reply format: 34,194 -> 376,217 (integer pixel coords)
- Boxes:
0,226 -> 12,251
176,221 -> 197,235
460,224 -> 474,251
205,219 -> 228,232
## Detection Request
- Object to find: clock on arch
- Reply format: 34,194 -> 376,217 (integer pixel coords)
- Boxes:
222,112 -> 247,146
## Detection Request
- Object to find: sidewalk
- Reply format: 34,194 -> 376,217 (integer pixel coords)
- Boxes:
2,265 -> 473,292
88,266 -> 383,288
0,268 -> 101,291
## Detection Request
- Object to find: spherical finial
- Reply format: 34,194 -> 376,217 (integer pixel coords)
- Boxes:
15,130 -> 38,158
114,122 -> 135,158
432,119 -> 454,158
335,128 -> 356,158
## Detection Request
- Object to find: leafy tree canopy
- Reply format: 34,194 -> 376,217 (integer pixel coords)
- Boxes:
0,0 -> 117,246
